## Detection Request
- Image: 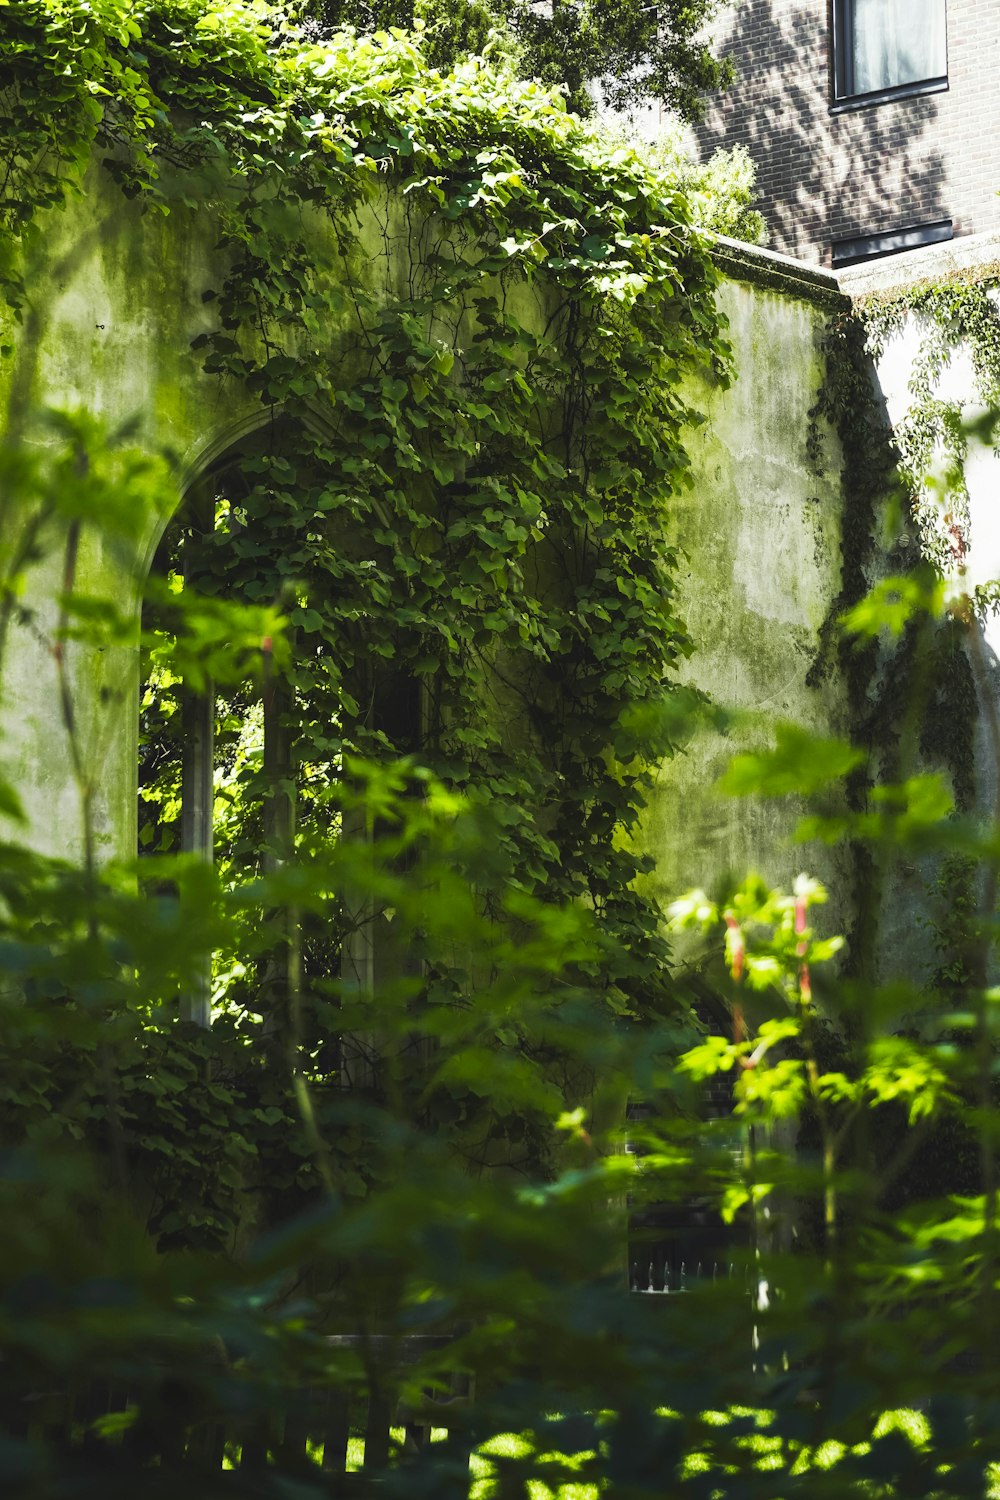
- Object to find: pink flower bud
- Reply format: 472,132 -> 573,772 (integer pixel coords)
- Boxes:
724,912 -> 745,982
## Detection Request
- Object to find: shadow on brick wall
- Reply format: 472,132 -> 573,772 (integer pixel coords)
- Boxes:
695,0 -> 946,262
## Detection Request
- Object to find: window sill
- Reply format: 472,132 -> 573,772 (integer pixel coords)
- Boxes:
830,76 -> 948,114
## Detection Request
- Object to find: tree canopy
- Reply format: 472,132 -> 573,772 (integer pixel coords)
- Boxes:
310,0 -> 730,118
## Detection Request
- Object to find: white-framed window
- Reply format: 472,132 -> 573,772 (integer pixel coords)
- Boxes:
833,0 -> 947,105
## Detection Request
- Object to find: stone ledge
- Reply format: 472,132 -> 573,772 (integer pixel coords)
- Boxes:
836,229 -> 1000,300
710,234 -> 851,311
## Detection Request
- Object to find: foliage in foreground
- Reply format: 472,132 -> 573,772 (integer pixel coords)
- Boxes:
2,415 -> 1000,1500
1,5 -> 1000,1498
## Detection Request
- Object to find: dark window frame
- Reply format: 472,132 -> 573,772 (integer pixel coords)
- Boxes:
831,0 -> 948,109
831,218 -> 953,268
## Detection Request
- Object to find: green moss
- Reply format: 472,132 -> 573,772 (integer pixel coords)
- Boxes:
711,241 -> 850,313
0,2 -> 734,1024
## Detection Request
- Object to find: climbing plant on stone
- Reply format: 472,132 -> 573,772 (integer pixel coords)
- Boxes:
806,299 -> 980,977
861,274 -> 1000,583
0,0 -> 730,1189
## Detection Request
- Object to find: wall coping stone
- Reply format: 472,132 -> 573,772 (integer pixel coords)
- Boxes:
836,230 -> 1000,300
710,233 -> 851,311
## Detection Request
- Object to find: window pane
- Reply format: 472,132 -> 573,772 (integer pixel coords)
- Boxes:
850,0 -> 946,95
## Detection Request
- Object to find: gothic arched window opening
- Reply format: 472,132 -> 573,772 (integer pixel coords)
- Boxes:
138,423 -> 423,1051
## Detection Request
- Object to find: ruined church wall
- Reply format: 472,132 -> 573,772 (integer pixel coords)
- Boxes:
836,232 -> 1000,979
0,180 -> 852,928
641,241 -> 852,924
0,180 -> 233,864
0,167 -> 452,863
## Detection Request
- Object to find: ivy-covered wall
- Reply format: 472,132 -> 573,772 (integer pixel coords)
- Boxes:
0,165 -> 851,912
836,231 -> 1000,980
2,160 -> 558,865
0,165 -> 267,862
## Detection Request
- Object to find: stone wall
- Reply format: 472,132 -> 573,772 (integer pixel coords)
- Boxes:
0,170 -> 444,864
0,180 -> 241,864
838,232 -> 1000,976
641,240 -> 850,923
0,174 -> 852,936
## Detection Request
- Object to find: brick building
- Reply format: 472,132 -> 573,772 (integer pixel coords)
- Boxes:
694,0 -> 1000,266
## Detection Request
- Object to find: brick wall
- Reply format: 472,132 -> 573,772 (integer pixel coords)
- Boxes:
693,0 -> 1000,264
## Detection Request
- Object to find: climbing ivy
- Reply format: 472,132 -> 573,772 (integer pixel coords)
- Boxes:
861,273 -> 1000,579
804,269 -> 1000,985
834,274 -> 1000,807
805,311 -> 897,973
0,0 -> 730,1210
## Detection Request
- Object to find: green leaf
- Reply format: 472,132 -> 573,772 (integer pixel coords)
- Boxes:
720,724 -> 863,797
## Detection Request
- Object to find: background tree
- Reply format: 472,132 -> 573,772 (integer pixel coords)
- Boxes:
309,0 -> 730,118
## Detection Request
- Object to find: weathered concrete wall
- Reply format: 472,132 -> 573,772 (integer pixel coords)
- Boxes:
838,236 -> 1000,648
0,168 -> 419,863
0,173 -> 853,933
641,240 -> 851,921
0,178 -> 240,863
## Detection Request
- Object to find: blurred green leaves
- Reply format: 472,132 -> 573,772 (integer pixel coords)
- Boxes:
4,5 -> 1000,1496
719,723 -> 863,798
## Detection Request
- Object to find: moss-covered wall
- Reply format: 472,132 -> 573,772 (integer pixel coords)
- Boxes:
641,254 -> 850,919
0,176 -> 851,918
835,235 -> 1000,982
1,175 -> 241,862
0,167 -> 426,862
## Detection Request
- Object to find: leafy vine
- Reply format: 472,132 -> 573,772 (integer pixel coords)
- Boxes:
861,274 -> 1000,576
0,0 -> 730,1229
806,279 -> 992,977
